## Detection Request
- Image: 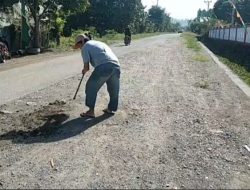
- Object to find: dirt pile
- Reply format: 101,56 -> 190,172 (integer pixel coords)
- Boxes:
0,100 -> 70,141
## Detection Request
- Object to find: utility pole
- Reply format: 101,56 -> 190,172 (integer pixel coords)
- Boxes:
156,0 -> 159,6
204,0 -> 212,11
230,0 -> 236,25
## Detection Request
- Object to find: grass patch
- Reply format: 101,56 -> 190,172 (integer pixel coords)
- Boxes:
193,54 -> 209,62
182,32 -> 201,52
219,57 -> 250,86
182,33 -> 209,63
57,31 -> 167,51
201,38 -> 250,86
195,80 -> 209,89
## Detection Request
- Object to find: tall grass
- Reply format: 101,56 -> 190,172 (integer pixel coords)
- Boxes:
181,32 -> 201,52
201,38 -> 250,86
183,33 -> 250,86
56,30 -> 167,51
182,32 -> 209,62
220,57 -> 250,86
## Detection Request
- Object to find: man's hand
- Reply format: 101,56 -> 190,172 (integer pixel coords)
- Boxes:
82,68 -> 89,75
82,63 -> 90,75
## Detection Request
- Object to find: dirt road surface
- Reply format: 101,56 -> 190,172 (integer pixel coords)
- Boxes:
0,34 -> 249,189
0,34 -> 174,105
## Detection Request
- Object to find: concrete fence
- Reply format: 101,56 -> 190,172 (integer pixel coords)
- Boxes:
209,26 -> 250,44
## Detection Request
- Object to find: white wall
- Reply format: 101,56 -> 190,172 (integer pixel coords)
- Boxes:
229,28 -> 237,41
215,29 -> 220,39
246,27 -> 250,43
224,28 -> 230,40
209,26 -> 250,44
236,28 -> 245,42
212,30 -> 215,38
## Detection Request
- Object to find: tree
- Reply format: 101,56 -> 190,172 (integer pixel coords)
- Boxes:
113,0 -> 145,33
237,0 -> 250,23
169,21 -> 182,32
0,0 -> 89,48
130,2 -> 147,33
64,1 -> 176,35
53,11 -> 66,45
77,0 -> 146,35
148,6 -> 165,32
214,0 -> 236,24
188,8 -> 217,35
30,0 -> 89,48
0,0 -> 19,11
197,9 -> 214,22
214,0 -> 250,25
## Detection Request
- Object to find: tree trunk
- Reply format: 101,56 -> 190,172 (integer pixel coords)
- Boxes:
56,32 -> 60,46
33,0 -> 40,48
33,16 -> 40,48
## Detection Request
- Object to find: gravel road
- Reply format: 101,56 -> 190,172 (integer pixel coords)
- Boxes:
0,34 -> 176,105
0,34 -> 249,189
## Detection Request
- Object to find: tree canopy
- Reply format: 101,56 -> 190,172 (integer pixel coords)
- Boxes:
0,0 -> 181,48
0,0 -> 89,47
214,0 -> 250,25
148,6 -> 165,30
188,8 -> 217,35
65,0 -> 146,36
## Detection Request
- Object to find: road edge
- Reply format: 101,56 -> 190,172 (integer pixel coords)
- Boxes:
199,42 -> 250,98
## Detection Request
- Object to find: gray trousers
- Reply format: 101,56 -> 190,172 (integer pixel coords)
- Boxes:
85,63 -> 120,111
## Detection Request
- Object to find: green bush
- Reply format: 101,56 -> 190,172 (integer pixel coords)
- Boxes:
56,31 -> 168,51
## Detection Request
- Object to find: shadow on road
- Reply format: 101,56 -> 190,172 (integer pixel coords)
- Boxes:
0,113 -> 113,144
113,44 -> 127,47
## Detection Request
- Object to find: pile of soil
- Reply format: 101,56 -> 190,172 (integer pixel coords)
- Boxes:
0,100 -> 70,142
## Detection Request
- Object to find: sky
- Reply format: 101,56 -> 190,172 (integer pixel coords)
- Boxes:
141,0 -> 216,20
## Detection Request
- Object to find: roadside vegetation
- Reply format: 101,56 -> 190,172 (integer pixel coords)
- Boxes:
182,33 -> 209,62
201,39 -> 250,86
220,57 -> 250,86
0,0 -> 182,55
52,30 -> 167,51
183,32 -> 250,86
182,33 -> 201,52
186,0 -> 250,86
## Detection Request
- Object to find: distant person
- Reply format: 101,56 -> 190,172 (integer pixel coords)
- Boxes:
73,34 -> 120,118
124,27 -> 131,45
125,27 -> 131,37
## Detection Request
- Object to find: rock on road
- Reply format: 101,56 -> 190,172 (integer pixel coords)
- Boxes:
0,34 -> 249,189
